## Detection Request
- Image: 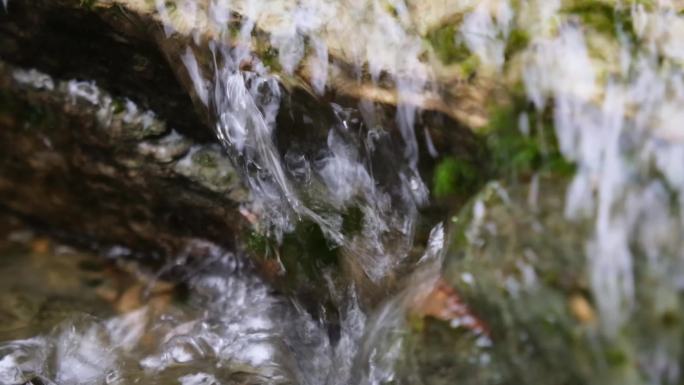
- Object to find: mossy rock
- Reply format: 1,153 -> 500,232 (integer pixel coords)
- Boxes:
0,61 -> 247,259
402,176 -> 684,385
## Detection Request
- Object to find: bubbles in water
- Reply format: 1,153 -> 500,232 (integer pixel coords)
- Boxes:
53,317 -> 117,385
0,338 -> 48,385
0,224 -> 448,385
0,353 -> 27,384
172,1 -> 433,284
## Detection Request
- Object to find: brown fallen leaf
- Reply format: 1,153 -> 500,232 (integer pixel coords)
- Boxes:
414,277 -> 489,336
569,294 -> 596,325
115,281 -> 174,314
31,237 -> 51,254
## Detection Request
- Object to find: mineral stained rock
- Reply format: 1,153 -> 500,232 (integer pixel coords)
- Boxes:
401,176 -> 684,385
0,0 -> 483,260
0,61 -> 247,258
0,0 -> 497,131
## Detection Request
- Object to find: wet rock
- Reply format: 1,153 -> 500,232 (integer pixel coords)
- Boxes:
0,0 -> 484,262
0,0 -> 213,142
0,0 -> 498,132
174,145 -> 245,199
137,130 -> 193,163
402,176 -> 684,385
0,61 -> 247,258
438,178 -> 596,385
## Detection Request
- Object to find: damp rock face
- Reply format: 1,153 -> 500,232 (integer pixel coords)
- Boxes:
399,176 -> 684,385
0,0 -> 484,262
436,179 -> 597,385
0,61 -> 247,258
0,0 -> 215,142
0,0 -> 497,132
0,0 -> 254,257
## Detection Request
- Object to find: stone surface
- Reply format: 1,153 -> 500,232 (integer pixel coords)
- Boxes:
0,61 -> 247,258
0,0 -> 485,261
402,176 -> 684,385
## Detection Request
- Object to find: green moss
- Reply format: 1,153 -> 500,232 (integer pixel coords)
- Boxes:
437,179 -> 602,385
458,54 -> 480,79
260,47 -> 281,72
111,99 -> 126,115
661,310 -> 680,327
432,157 -> 478,198
192,150 -> 218,168
79,0 -> 98,9
484,102 -> 575,180
563,0 -> 636,40
227,22 -> 241,39
403,317 -> 498,385
504,28 -> 531,60
426,25 -> 471,65
245,218 -> 340,303
163,1 -> 177,13
247,231 -> 274,258
381,0 -> 398,18
565,1 -> 617,34
276,220 -> 340,294
289,220 -> 338,268
341,205 -> 364,236
604,346 -> 628,366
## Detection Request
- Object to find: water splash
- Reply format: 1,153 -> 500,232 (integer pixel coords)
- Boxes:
169,0 -> 435,284
3,2 -> 455,382
459,0 -> 513,72
518,1 -> 684,335
0,224 -> 446,385
353,224 -> 445,385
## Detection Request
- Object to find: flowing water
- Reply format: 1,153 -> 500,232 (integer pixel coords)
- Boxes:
3,0 -> 684,384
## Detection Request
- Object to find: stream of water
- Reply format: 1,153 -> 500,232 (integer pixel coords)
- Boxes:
3,0 -> 684,384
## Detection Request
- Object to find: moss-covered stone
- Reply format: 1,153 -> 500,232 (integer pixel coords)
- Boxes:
0,61 -> 247,260
483,101 -> 575,182
404,175 -> 684,385
432,156 -> 479,198
426,24 -> 469,65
